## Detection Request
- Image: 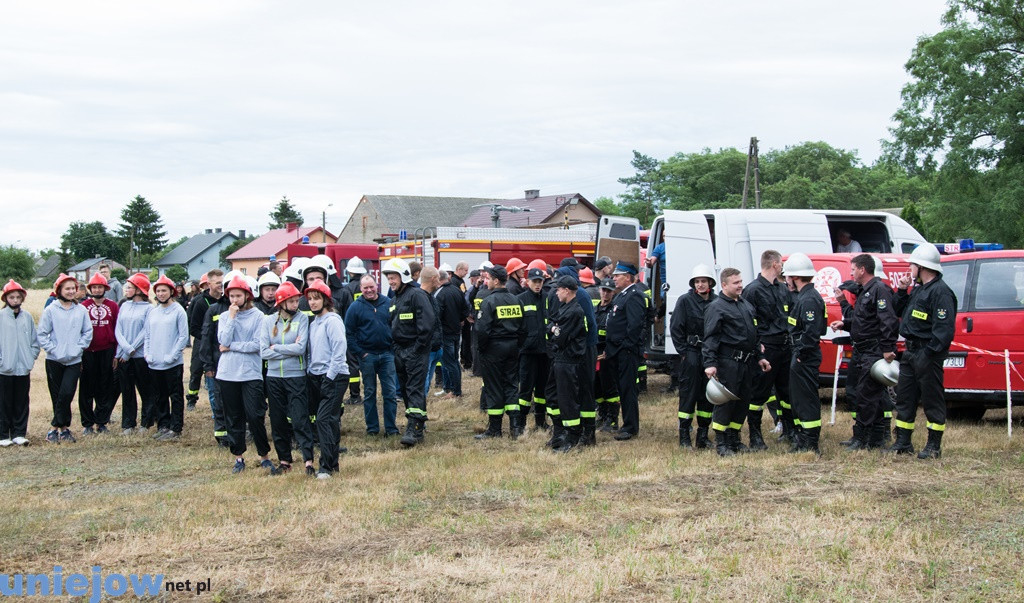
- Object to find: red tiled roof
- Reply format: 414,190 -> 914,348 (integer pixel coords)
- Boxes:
227,226 -> 334,260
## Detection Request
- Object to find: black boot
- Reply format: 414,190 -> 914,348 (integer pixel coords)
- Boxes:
510,412 -> 525,440
839,423 -> 858,447
580,418 -> 597,446
747,411 -> 768,451
866,422 -> 887,450
554,426 -> 580,453
547,420 -> 565,449
778,406 -> 794,444
882,415 -> 893,446
678,419 -> 692,448
600,403 -> 620,433
694,425 -> 712,449
803,427 -> 821,454
730,429 -> 749,454
534,408 -> 550,431
917,429 -> 943,460
400,418 -> 422,447
844,424 -> 869,450
596,403 -> 609,431
788,428 -> 807,453
886,427 -> 915,455
475,414 -> 503,440
715,430 -> 734,457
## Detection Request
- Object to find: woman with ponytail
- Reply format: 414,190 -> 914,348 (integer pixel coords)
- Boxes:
259,281 -> 308,474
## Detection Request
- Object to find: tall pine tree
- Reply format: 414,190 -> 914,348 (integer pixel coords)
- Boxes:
116,195 -> 167,257
268,196 -> 304,229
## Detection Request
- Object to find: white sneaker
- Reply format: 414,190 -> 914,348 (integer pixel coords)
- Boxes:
434,390 -> 446,397
771,423 -> 783,434
0,439 -> 12,447
316,471 -> 331,480
12,437 -> 29,446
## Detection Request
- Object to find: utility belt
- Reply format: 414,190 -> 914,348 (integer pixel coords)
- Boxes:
852,338 -> 879,352
686,335 -> 703,347
904,338 -> 927,352
760,334 -> 789,346
719,345 -> 756,363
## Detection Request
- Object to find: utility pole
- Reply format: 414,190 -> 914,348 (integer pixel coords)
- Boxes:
322,203 -> 333,242
741,136 -> 761,209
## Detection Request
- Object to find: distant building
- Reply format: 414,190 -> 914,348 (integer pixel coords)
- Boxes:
34,255 -> 62,282
227,223 -> 337,275
337,195 -> 502,244
67,257 -> 127,283
154,229 -> 239,281
460,191 -> 599,229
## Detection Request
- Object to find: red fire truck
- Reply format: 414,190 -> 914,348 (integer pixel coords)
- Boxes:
285,242 -> 382,281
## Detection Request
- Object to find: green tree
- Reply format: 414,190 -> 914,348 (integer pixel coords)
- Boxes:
885,0 -> 1024,171
657,147 -> 747,210
116,195 -> 167,260
617,151 -> 663,227
60,221 -> 120,262
164,265 -> 189,283
593,196 -> 619,216
268,196 -> 304,229
219,235 -> 256,269
0,245 -> 34,283
760,142 -> 873,210
900,200 -> 927,240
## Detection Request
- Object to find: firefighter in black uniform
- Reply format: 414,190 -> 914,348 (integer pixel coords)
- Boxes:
467,263 -> 493,409
605,262 -> 647,441
474,266 -> 526,439
890,245 -> 957,459
741,250 -> 791,450
669,264 -> 716,448
517,267 -> 550,430
594,278 -> 621,432
199,286 -> 231,446
382,258 -> 436,448
829,254 -> 899,450
783,253 -> 827,454
547,276 -> 587,452
186,270 -> 222,410
703,268 -> 772,456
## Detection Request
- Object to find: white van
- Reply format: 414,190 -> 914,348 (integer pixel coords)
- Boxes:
645,208 -> 928,360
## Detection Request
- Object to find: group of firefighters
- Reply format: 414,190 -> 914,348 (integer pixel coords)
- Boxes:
0,241 -> 958,474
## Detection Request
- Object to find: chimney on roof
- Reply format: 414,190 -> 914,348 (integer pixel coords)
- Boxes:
206,229 -> 213,234
238,229 -> 246,239
215,228 -> 222,233
286,222 -> 298,232
525,189 -> 540,200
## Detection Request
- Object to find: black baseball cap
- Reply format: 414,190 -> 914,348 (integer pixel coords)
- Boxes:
555,275 -> 578,291
527,268 -> 546,281
599,278 -> 616,291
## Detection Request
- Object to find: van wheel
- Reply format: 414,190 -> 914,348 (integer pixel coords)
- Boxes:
948,407 -> 987,423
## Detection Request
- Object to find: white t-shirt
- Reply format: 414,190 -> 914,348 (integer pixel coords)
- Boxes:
837,240 -> 862,253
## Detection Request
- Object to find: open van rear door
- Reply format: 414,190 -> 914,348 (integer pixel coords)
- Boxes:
745,211 -> 832,260
595,215 -> 641,267
661,210 -> 715,355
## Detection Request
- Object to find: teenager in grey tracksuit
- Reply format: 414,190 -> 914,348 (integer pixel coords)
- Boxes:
37,276 -> 93,443
259,284 -> 308,474
305,281 -> 349,479
0,280 -> 40,446
114,283 -> 153,433
145,279 -> 190,440
217,277 -> 275,475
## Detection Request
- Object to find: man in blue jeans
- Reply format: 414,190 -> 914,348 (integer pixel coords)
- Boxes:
344,275 -> 398,436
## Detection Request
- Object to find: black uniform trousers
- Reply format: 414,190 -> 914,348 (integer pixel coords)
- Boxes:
610,348 -> 641,435
395,345 -> 430,422
266,376 -> 301,464
578,345 -> 597,424
45,359 -> 81,429
850,344 -> 885,431
518,352 -> 549,413
677,348 -> 711,427
460,321 -> 474,369
307,372 -> 345,473
151,364 -> 185,433
711,355 -> 755,432
751,342 -> 790,416
218,379 -> 270,458
790,352 -> 822,429
346,350 -> 361,399
481,339 -> 520,416
553,360 -> 582,428
0,375 -> 30,439
594,355 -> 620,407
78,347 -> 119,428
894,346 -> 947,431
117,357 -> 153,430
187,338 -> 204,401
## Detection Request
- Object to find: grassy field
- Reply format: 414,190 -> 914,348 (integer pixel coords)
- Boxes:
4,290 -> 1024,601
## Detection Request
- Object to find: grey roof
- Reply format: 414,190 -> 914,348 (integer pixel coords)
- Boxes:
155,231 -> 236,266
363,195 -> 503,232
462,193 -> 596,228
34,255 -> 61,279
67,257 -> 109,271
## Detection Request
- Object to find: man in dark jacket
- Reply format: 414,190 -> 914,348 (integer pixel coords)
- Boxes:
517,268 -> 549,430
474,266 -> 526,439
436,269 -> 469,398
186,269 -> 222,410
383,258 -> 436,447
783,254 -> 827,454
605,262 -> 646,441
199,283 -> 231,447
345,275 -> 398,436
547,276 -> 587,452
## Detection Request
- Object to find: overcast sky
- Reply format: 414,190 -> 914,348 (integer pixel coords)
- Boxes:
1,0 -> 948,252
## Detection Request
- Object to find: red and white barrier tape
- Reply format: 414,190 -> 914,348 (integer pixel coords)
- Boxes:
949,341 -> 1024,384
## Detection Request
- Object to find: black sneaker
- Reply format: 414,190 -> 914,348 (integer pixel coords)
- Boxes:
305,465 -> 316,477
260,459 -> 281,475
186,402 -> 197,411
82,426 -> 96,436
46,429 -> 59,444
59,429 -> 76,443
277,462 -> 292,474
231,459 -> 245,474
96,425 -> 109,434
